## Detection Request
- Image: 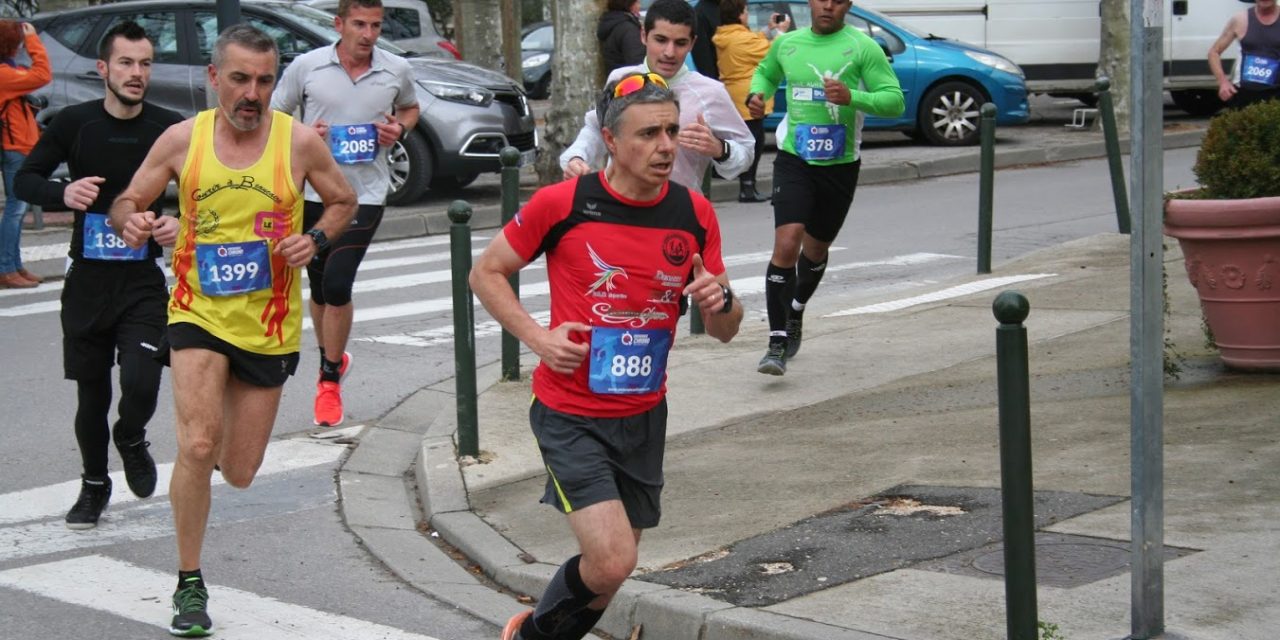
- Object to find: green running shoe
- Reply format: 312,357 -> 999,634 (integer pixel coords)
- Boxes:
169,577 -> 212,637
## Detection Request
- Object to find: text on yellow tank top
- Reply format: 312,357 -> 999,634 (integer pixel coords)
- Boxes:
170,109 -> 304,355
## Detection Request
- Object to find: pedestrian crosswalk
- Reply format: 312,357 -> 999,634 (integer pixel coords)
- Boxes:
0,556 -> 445,640
3,234 -> 975,347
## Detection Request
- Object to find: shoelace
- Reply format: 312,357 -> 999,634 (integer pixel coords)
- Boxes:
174,582 -> 209,614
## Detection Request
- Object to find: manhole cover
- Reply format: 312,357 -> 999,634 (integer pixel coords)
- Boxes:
973,542 -> 1130,580
920,533 -> 1198,589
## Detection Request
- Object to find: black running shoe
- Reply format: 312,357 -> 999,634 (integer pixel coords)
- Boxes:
170,577 -> 212,637
784,312 -> 804,359
65,476 -> 112,530
118,439 -> 157,498
757,341 -> 787,376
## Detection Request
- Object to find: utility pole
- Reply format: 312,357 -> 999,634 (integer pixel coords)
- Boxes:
1128,0 -> 1164,637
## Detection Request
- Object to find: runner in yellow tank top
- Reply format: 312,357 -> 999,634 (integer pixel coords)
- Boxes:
168,108 -> 303,355
108,25 -> 356,638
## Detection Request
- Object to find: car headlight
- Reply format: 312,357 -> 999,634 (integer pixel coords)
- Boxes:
523,53 -> 550,69
418,80 -> 494,107
964,51 -> 1023,78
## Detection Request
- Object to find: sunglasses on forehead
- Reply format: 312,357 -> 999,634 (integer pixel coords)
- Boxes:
613,72 -> 668,98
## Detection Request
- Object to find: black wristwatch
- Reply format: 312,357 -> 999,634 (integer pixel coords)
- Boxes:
715,139 -> 731,163
718,284 -> 734,314
305,227 -> 330,252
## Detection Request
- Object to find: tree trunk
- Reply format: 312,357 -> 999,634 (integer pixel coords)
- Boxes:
455,0 -> 505,72
1098,0 -> 1130,134
535,0 -> 606,185
500,0 -> 523,83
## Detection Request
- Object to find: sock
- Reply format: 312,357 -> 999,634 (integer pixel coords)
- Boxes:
320,356 -> 343,383
521,555 -> 598,640
765,262 -> 793,340
178,569 -> 204,590
318,346 -> 327,362
794,253 -> 827,307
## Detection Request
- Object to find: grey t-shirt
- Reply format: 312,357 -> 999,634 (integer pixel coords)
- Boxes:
272,43 -> 417,205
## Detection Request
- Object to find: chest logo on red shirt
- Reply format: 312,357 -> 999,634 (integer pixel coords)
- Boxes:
662,233 -> 691,267
587,243 -> 628,297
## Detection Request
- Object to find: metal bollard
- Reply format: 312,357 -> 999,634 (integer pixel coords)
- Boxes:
977,103 -> 997,274
1095,77 -> 1131,235
993,290 -> 1038,640
499,146 -> 522,381
449,200 -> 479,458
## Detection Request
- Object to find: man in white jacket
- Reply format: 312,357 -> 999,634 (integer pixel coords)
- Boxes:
561,0 -> 754,191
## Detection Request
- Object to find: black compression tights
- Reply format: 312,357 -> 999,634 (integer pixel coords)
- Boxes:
74,353 -> 162,478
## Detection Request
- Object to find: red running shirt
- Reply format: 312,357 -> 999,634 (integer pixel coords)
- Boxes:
504,173 -> 726,417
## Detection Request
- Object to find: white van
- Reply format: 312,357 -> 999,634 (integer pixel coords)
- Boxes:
855,0 -> 1239,115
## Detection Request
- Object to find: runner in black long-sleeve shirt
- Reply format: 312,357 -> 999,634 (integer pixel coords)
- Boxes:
15,21 -> 182,530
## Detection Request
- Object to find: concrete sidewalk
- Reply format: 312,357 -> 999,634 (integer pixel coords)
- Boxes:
389,233 -> 1276,640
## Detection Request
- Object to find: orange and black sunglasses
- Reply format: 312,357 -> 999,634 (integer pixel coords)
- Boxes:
612,72 -> 668,98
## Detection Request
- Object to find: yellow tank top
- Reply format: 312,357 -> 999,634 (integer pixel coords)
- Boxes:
170,109 -> 304,355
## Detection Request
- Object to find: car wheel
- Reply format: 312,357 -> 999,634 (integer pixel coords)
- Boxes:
430,172 -> 480,191
1170,89 -> 1225,117
386,129 -> 432,206
917,81 -> 987,146
531,73 -> 551,100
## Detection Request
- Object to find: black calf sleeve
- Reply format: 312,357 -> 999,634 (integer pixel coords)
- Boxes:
522,555 -> 598,640
765,262 -> 794,337
794,253 -> 827,306
113,352 -> 161,447
75,377 -> 113,478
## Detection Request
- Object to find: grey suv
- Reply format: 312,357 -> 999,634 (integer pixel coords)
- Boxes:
30,0 -> 538,204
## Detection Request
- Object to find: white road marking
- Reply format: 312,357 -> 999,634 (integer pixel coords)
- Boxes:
0,438 -> 344,526
824,274 -> 1057,316
0,555 -> 445,640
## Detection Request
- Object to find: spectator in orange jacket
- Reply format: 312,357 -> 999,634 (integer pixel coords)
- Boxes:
0,20 -> 52,288
713,0 -> 788,202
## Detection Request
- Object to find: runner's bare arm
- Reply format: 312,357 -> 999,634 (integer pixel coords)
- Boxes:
683,254 -> 742,343
471,234 -> 591,374
109,120 -> 191,247
1209,12 -> 1246,87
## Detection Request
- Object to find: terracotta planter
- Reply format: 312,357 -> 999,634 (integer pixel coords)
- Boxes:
1164,193 -> 1280,372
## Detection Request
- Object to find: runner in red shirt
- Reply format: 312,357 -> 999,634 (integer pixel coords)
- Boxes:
472,72 -> 743,640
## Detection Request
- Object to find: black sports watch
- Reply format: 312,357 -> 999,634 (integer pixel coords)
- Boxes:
305,227 -> 330,252
715,139 -> 731,163
718,284 -> 734,314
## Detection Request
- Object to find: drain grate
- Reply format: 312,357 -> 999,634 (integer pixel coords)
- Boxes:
639,485 -> 1128,607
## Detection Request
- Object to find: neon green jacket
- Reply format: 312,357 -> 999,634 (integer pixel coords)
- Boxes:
750,24 -> 904,164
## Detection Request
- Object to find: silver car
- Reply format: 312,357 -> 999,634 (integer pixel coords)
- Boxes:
30,0 -> 538,204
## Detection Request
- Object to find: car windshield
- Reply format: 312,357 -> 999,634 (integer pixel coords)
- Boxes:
523,25 -> 552,50
855,5 -> 924,39
258,1 -> 411,55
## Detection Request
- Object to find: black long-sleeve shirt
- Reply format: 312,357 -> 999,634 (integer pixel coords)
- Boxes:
15,99 -> 182,262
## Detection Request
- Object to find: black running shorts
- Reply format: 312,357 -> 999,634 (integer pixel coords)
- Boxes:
60,260 -> 168,381
304,200 -> 384,307
530,397 -> 668,529
770,151 -> 862,243
163,322 -> 300,388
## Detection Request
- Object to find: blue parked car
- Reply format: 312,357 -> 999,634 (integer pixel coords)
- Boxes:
746,1 -> 1029,146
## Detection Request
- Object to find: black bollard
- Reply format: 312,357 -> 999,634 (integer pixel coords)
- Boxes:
993,290 -> 1038,640
449,200 -> 479,458
499,147 -> 522,381
1096,77 -> 1131,234
977,103 -> 996,274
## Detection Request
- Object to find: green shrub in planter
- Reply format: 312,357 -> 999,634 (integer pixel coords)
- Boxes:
1193,99 -> 1280,200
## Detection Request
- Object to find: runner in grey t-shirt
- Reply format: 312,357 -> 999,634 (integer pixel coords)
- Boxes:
271,0 -> 420,431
